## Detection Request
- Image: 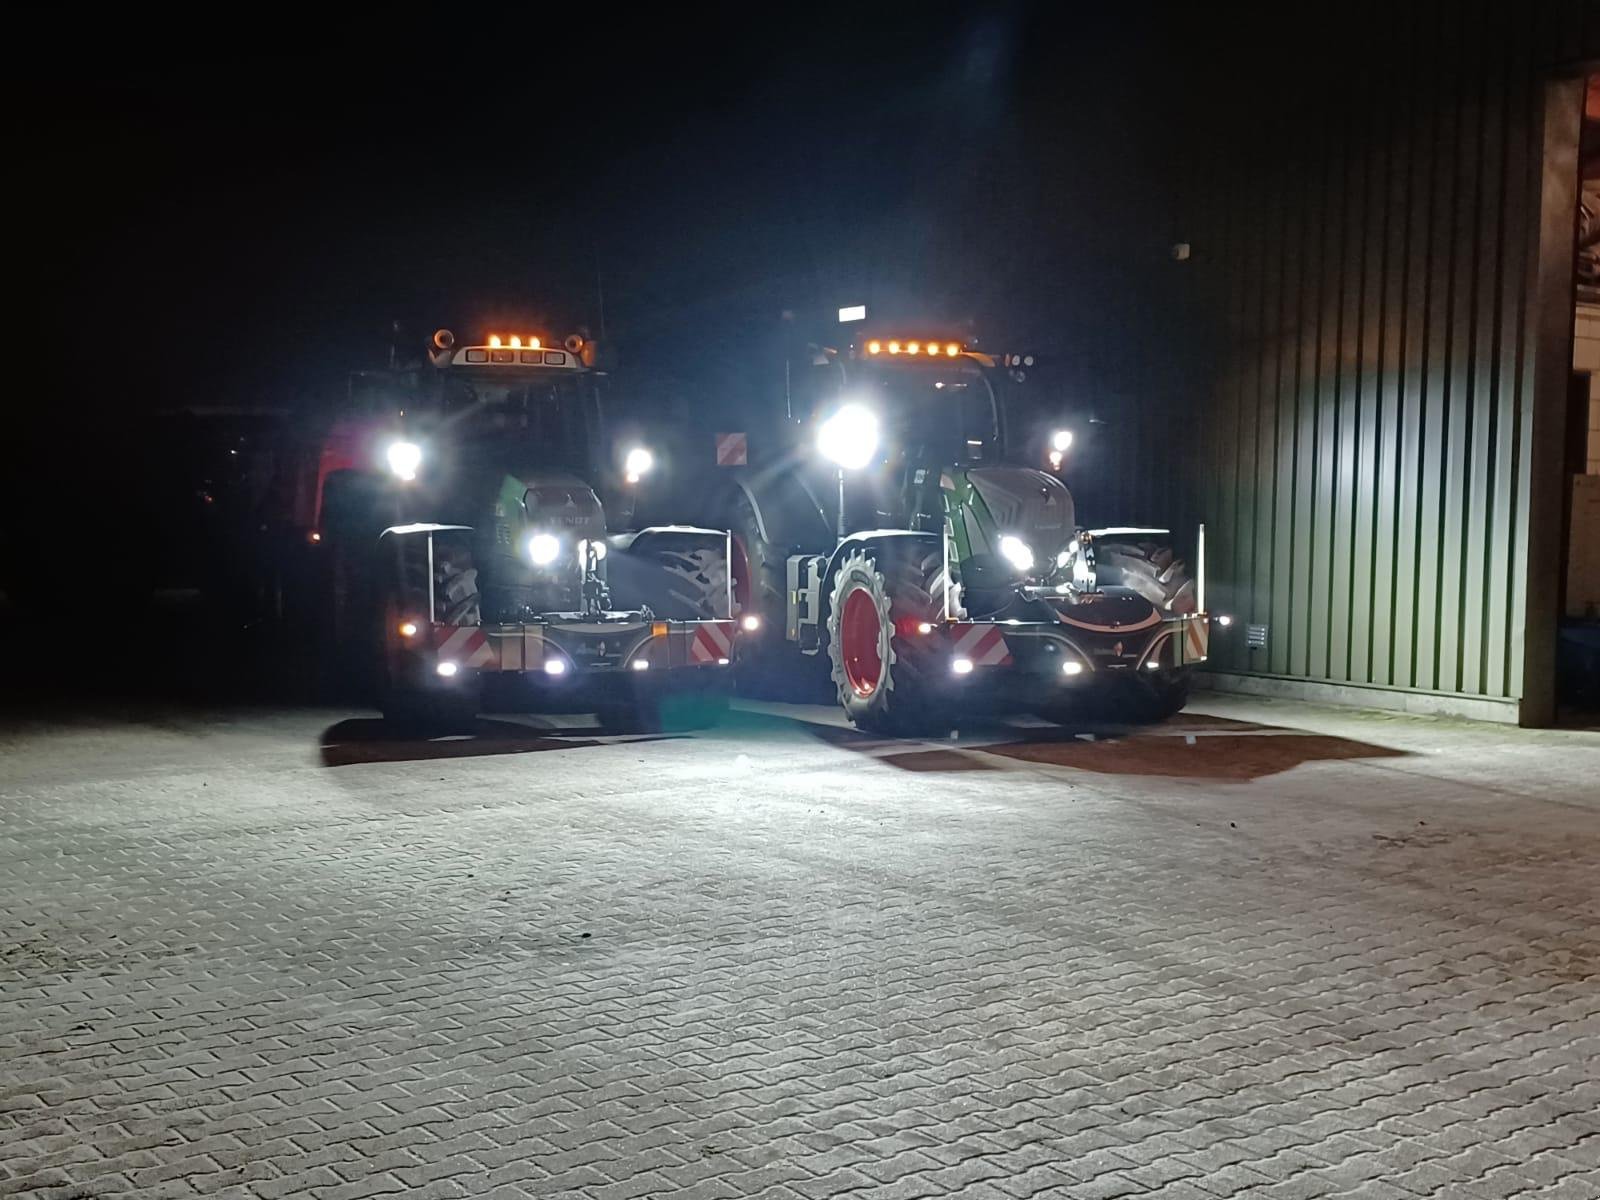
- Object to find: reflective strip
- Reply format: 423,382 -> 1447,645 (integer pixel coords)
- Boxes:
497,628 -> 522,671
690,621 -> 735,664
948,623 -> 1012,667
434,625 -> 498,669
1185,618 -> 1209,662
488,627 -> 547,672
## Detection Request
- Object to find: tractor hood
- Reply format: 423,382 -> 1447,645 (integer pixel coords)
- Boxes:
517,472 -> 606,540
474,471 -> 606,621
960,466 -> 1075,560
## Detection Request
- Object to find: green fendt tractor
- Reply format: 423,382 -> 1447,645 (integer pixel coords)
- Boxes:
717,331 -> 1210,734
259,328 -> 740,732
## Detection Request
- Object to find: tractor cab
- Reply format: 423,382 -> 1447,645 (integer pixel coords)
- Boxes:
787,335 -> 1060,539
344,330 -> 621,523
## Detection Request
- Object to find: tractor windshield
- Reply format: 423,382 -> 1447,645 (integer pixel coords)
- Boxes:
407,371 -> 601,473
854,362 -> 1002,466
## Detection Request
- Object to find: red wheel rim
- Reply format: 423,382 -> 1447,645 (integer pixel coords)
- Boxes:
841,588 -> 883,697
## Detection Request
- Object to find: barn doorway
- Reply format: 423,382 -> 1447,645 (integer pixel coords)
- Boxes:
1559,73 -> 1600,720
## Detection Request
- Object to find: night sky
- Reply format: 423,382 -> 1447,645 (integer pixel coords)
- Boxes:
19,7 -> 1199,435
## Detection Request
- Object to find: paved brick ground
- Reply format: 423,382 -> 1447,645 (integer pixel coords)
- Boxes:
1,697 -> 1597,1199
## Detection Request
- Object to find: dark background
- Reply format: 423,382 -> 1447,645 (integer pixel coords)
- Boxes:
15,6 -> 1210,433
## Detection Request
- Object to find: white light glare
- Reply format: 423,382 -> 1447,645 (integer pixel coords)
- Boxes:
435,661 -> 458,678
1062,661 -> 1084,676
1145,660 -> 1161,671
816,403 -> 880,470
624,447 -> 654,477
631,659 -> 650,671
386,440 -> 422,481
999,535 -> 1035,573
578,539 -> 608,563
1051,429 -> 1073,452
740,614 -> 761,632
544,658 -> 568,676
528,533 -> 561,565
1216,614 -> 1234,627
952,657 -> 975,675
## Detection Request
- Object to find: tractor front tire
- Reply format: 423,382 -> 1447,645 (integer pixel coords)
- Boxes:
376,588 -> 480,735
1043,670 -> 1192,728
1094,539 -> 1197,613
1128,671 -> 1192,721
826,544 -> 947,736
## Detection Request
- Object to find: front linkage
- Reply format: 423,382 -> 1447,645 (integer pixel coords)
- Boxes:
820,520 -> 1210,736
378,523 -> 738,733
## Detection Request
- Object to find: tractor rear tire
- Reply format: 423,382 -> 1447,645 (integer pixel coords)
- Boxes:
729,489 -> 787,628
826,543 -> 948,736
727,489 -> 811,698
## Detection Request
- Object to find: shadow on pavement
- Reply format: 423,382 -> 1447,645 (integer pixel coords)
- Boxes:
877,748 -> 1003,772
319,716 -> 669,767
794,710 -> 1409,781
977,712 -> 1409,781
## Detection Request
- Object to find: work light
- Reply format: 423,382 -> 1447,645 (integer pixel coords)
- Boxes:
817,403 -> 879,470
999,535 -> 1035,573
385,440 -> 422,481
527,533 -> 561,565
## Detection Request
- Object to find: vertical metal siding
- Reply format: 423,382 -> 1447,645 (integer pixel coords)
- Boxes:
1168,0 -> 1595,706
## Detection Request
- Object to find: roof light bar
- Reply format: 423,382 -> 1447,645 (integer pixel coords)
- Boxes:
865,339 -> 964,357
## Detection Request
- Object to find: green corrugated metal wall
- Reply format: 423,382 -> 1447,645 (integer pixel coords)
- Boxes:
1169,1 -> 1599,712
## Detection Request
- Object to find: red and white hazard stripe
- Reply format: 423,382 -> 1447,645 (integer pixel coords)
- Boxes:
434,625 -> 498,669
1184,617 -> 1209,663
714,432 -> 748,466
690,620 -> 736,664
948,622 -> 1012,666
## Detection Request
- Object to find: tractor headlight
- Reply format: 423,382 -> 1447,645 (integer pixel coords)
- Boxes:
817,403 -> 879,470
1050,429 -> 1073,453
624,447 -> 654,484
999,535 -> 1035,573
527,533 -> 562,565
385,440 -> 422,481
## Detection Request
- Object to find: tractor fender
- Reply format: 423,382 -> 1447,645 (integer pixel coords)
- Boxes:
608,525 -> 728,555
727,466 -> 831,555
607,525 -> 733,622
817,530 -> 942,624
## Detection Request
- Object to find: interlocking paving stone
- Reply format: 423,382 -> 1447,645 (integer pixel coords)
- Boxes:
0,697 -> 1596,1198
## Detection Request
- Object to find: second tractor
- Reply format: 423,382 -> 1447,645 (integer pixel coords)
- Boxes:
718,331 -> 1210,734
